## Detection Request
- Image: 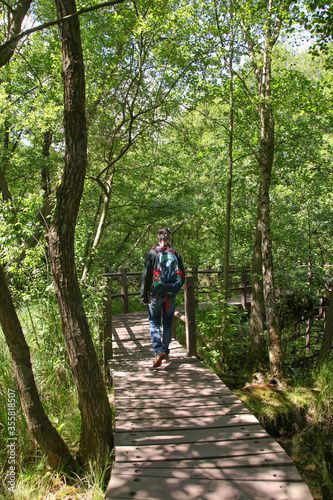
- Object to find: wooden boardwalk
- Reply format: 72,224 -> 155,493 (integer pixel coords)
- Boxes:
105,312 -> 313,500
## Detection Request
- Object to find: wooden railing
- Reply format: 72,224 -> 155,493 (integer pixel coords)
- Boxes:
101,268 -> 251,368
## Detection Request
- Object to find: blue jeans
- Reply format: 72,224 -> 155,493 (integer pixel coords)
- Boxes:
148,294 -> 176,356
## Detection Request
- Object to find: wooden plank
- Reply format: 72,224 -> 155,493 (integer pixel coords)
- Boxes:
115,413 -> 261,431
115,402 -> 251,420
113,351 -> 153,359
113,371 -> 236,388
106,474 -> 312,500
115,436 -> 286,463
114,387 -> 240,400
114,377 -> 223,391
115,424 -> 270,446
114,382 -> 239,395
111,453 -> 294,469
113,348 -> 187,358
111,463 -> 302,481
114,380 -> 236,399
113,370 -> 229,384
114,373 -> 224,386
115,394 -> 243,409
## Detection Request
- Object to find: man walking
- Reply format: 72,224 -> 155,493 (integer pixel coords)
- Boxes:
141,227 -> 185,368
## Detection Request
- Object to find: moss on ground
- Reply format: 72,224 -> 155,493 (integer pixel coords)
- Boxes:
219,373 -> 333,500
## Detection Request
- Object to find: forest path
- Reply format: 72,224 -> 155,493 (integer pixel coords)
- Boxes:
105,311 -> 313,500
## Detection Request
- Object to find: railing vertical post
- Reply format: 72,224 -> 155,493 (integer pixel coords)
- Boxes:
228,268 -> 234,299
120,268 -> 129,314
241,270 -> 248,308
172,317 -> 177,339
191,266 -> 198,307
206,265 -> 211,301
184,276 -> 196,357
103,277 -> 113,367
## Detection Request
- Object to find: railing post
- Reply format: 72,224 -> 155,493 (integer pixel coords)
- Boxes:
103,277 -> 113,367
206,265 -> 211,302
172,317 -> 177,339
184,276 -> 196,357
120,268 -> 129,314
241,270 -> 248,308
191,265 -> 198,307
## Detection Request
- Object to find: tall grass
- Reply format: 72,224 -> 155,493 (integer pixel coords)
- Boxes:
0,289 -> 111,499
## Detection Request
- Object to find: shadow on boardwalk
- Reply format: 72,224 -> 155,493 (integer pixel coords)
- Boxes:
105,312 -> 313,500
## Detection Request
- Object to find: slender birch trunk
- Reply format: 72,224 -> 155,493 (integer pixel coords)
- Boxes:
81,167 -> 116,282
223,9 -> 234,308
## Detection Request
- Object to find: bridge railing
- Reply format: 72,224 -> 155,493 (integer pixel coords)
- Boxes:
101,268 -> 251,368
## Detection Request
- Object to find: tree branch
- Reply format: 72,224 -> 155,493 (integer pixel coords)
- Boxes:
0,0 -> 33,67
0,0 -> 126,57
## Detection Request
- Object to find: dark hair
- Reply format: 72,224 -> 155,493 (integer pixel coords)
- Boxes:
157,227 -> 171,241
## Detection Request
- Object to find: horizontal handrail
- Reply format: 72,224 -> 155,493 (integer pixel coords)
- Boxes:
102,268 -> 252,278
103,267 -> 252,308
101,268 -> 251,371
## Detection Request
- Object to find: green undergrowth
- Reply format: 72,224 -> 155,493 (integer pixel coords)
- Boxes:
237,375 -> 332,500
0,462 -> 107,500
0,297 -> 113,499
219,368 -> 333,500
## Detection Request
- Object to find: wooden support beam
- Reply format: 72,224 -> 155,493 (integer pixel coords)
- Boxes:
120,268 -> 129,314
241,270 -> 248,308
184,276 -> 196,357
103,278 -> 113,365
206,265 -> 211,302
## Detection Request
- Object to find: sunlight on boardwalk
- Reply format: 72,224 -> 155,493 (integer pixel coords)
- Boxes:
105,312 -> 313,500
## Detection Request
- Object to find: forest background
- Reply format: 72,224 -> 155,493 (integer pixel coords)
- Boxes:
0,0 -> 332,499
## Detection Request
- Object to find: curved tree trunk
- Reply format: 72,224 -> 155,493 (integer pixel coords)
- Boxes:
0,264 -> 76,473
81,169 -> 115,282
48,0 -> 113,469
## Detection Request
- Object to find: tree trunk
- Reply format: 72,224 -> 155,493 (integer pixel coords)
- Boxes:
0,264 -> 76,473
48,0 -> 113,469
42,130 -> 53,198
223,10 -> 234,308
246,199 -> 267,371
317,289 -> 333,367
81,167 -> 116,282
245,0 -> 284,379
0,120 -> 12,201
259,104 -> 284,379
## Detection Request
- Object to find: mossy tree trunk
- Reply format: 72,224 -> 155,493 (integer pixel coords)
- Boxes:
47,0 -> 113,469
